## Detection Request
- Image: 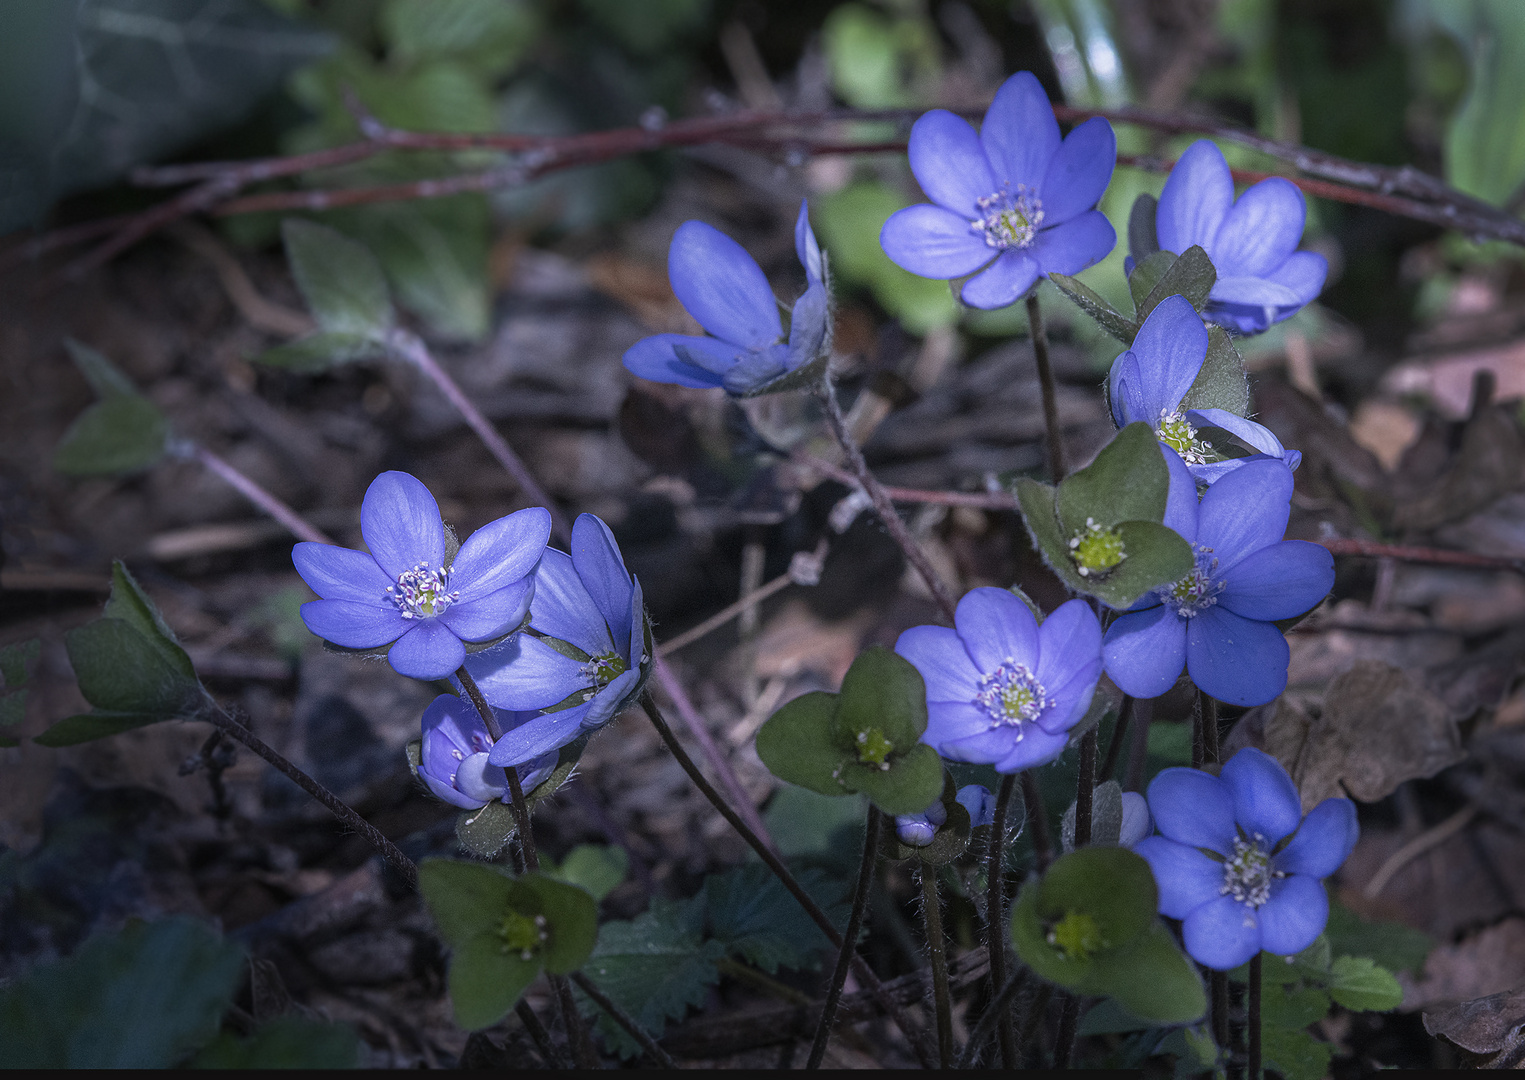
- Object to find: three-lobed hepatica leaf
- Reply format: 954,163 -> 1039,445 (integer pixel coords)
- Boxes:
755,646 -> 945,816
1012,846 -> 1206,1025
53,339 -> 170,477
38,561 -> 209,747
1015,422 -> 1195,609
417,859 -> 598,1031
256,220 -> 394,373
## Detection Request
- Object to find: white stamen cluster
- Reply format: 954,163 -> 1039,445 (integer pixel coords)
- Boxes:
970,185 -> 1044,249
386,562 -> 458,619
974,660 -> 1054,732
1220,833 -> 1278,911
1155,408 -> 1212,465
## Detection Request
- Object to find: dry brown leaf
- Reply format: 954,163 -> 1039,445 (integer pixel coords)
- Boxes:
1405,919 -> 1525,1013
1424,986 -> 1525,1066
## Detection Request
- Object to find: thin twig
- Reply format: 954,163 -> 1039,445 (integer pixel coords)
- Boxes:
1203,694 -> 1220,766
658,570 -> 795,656
818,377 -> 958,624
1316,537 -> 1524,573
202,706 -> 417,887
551,974 -> 603,1070
806,805 -> 881,1069
956,965 -> 1027,1069
985,773 -> 1019,1067
191,444 -> 334,545
1026,292 -> 1066,482
1363,803 -> 1478,899
570,972 -> 680,1070
515,999 -> 571,1069
921,867 -> 955,1068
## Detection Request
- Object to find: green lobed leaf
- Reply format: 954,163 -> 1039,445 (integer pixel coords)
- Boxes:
280,219 -> 394,339
1055,423 -> 1172,534
1036,847 -> 1158,949
1011,873 -> 1094,989
1260,1024 -> 1332,1080
755,691 -> 846,797
64,619 -> 202,718
418,858 -> 515,946
1327,955 -> 1403,1012
1088,924 -> 1207,1024
189,1016 -> 361,1068
1324,901 -> 1431,975
33,710 -> 171,747
455,799 -> 519,859
254,331 -> 386,374
1135,245 -> 1216,323
0,918 -> 246,1068
1261,982 -> 1332,1030
1048,271 -> 1137,344
449,931 -> 542,1030
703,863 -> 845,974
1179,326 -> 1250,416
1014,475 -> 1071,578
547,844 -> 629,903
839,742 -> 946,817
54,395 -> 169,476
1127,250 -> 1179,313
1127,193 -> 1159,263
64,339 -> 138,399
763,786 -> 868,863
833,645 -> 928,751
514,874 -> 599,974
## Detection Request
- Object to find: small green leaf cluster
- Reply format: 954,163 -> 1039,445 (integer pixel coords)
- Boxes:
37,562 -> 211,747
0,918 -> 358,1068
417,859 -> 599,1031
1012,847 -> 1206,1025
755,646 -> 945,816
53,340 -> 170,477
257,220 -> 396,373
1015,423 -> 1196,608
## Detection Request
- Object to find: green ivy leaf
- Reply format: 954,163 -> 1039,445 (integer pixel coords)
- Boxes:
546,844 -> 629,904
1055,422 -> 1172,530
703,864 -> 845,973
65,619 -> 201,718
280,218 -> 394,339
1135,245 -> 1216,323
418,859 -> 516,946
189,1017 -> 361,1068
1324,900 -> 1431,975
833,646 -> 928,755
837,742 -> 944,817
1260,1024 -> 1332,1080
379,0 -> 540,78
33,710 -> 174,748
0,918 -> 246,1068
449,932 -> 543,1030
1127,250 -> 1179,313
1261,982 -> 1332,1030
1179,327 -> 1250,416
254,331 -> 385,373
1327,955 -> 1403,1013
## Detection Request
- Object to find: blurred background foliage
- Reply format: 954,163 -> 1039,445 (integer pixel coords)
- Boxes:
3,0 -> 1525,354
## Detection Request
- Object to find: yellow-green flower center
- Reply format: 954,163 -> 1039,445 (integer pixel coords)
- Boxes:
386,561 -> 459,619
497,909 -> 549,961
585,651 -> 628,688
855,727 -> 894,770
972,186 -> 1044,250
1068,518 -> 1126,578
1047,910 -> 1107,961
1155,409 -> 1211,465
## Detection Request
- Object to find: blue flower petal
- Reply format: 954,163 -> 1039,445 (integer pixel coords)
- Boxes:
625,575 -> 647,668
1162,445 -> 1201,539
622,333 -> 735,388
1221,748 -> 1303,846
1108,350 -> 1145,426
292,542 -> 393,603
1258,875 -> 1328,956
992,725 -> 1069,772
954,587 -> 1040,674
1209,275 -> 1302,309
1129,294 -> 1209,419
1275,798 -> 1358,879
450,507 -> 550,603
1217,541 -> 1334,622
571,514 -> 635,658
722,346 -> 790,395
980,71 -> 1060,192
422,770 -> 488,809
1034,598 -> 1102,697
1188,409 -> 1287,460
1103,605 -> 1186,699
1119,792 -> 1153,847
1135,835 -> 1223,919
1210,177 -> 1306,278
1185,605 -> 1289,707
469,632 -> 590,712
528,549 -> 612,656
1265,250 -> 1328,304
957,784 -> 996,827
795,199 -> 824,285
1038,117 -> 1116,225
488,702 -> 595,767
361,471 -> 445,580
906,109 -> 998,217
1194,458 -> 1293,571
784,281 -> 829,365
1029,210 -> 1116,275
895,624 -> 982,702
1183,894 -> 1262,970
1147,766 -> 1235,853
880,204 -> 993,278
1155,140 -> 1233,255
1035,676 -> 1096,738
669,220 -> 782,349
924,700 -> 994,754
388,620 -> 466,680
582,667 -> 639,729
300,597 -> 408,649
455,751 -> 510,804
437,579 -> 534,641
960,249 -> 1041,309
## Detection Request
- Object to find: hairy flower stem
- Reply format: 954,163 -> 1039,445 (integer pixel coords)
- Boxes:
1248,953 -> 1263,1080
807,806 -> 881,1069
570,971 -> 678,1069
1026,293 -> 1066,482
189,444 -> 335,544
956,965 -> 1026,1068
1075,728 -> 1098,846
202,706 -> 417,887
1054,993 -> 1081,1068
1099,695 -> 1134,782
1021,769 -> 1054,871
921,868 -> 955,1067
641,691 -> 936,1068
387,328 -> 572,543
818,376 -> 958,624
515,1000 -> 570,1069
1196,689 -> 1230,1051
985,773 -> 1019,1067
1202,693 -> 1220,764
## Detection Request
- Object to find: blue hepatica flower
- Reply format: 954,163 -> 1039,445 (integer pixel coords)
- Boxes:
1103,452 -> 1334,707
880,70 -> 1116,309
1136,139 -> 1327,335
293,472 -> 550,681
896,589 -> 1103,772
622,201 -> 829,395
895,797 -> 948,847
1136,748 -> 1358,970
417,694 -> 557,810
957,783 -> 996,828
1109,294 -> 1301,483
470,513 -> 648,769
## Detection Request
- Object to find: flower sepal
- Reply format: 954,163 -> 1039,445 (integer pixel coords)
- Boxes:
446,730 -> 594,859
1011,847 -> 1206,1024
881,771 -> 973,865
755,646 -> 945,816
1127,245 -> 1217,325
1014,423 -> 1196,608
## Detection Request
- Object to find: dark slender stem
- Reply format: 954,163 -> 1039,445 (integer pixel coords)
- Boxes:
552,975 -> 603,1069
1014,982 -> 1053,1064
1099,696 -> 1133,783
191,444 -> 335,545
1026,293 -> 1066,482
455,665 -> 502,739
1192,695 -> 1206,770
1202,693 -> 1220,765
1054,993 -> 1081,1068
1074,729 -> 1098,847
956,966 -> 1026,1069
570,971 -> 679,1069
1124,698 -> 1153,793
807,806 -> 881,1069
202,706 -> 417,887
641,692 -> 935,1067
920,868 -> 955,1067
1213,970 -> 1231,1057
1248,953 -> 1262,1080
387,329 -> 572,544
456,665 -> 536,872
985,774 -> 1019,1067
1020,770 -> 1053,871
818,377 -> 958,624
515,999 -> 570,1069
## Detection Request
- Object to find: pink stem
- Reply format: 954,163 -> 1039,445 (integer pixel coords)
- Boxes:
193,445 -> 334,545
